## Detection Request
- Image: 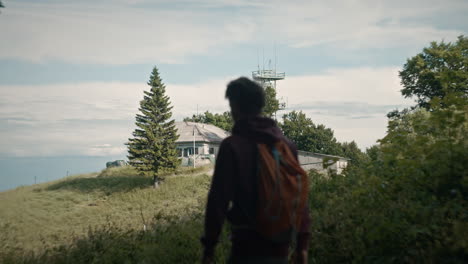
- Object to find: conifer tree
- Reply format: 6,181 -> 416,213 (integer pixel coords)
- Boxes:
127,67 -> 179,187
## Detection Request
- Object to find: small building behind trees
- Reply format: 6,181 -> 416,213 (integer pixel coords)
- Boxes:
297,151 -> 349,174
174,121 -> 230,166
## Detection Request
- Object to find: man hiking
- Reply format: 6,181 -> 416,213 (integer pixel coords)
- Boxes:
201,77 -> 310,264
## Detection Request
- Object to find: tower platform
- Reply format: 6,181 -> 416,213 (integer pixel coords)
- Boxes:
252,70 -> 285,81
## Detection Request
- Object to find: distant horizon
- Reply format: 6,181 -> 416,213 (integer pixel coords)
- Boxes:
0,155 -> 127,192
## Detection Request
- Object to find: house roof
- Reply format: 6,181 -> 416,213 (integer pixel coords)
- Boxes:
175,121 -> 230,144
297,150 -> 350,161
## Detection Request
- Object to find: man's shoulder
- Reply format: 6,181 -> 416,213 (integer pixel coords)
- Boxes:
220,135 -> 243,147
219,134 -> 255,151
220,135 -> 235,145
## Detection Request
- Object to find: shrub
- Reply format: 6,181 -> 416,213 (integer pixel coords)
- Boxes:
307,95 -> 468,263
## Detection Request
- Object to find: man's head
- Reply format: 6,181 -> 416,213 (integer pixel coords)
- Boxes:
225,77 -> 265,121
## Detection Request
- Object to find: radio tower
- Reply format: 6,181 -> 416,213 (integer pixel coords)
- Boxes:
252,46 -> 286,118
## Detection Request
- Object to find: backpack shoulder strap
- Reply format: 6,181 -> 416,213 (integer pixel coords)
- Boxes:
274,140 -> 306,176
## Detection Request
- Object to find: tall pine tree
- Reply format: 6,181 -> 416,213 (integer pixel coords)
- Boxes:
127,67 -> 179,187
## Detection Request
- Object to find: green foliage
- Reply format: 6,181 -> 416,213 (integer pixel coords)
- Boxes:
365,144 -> 385,175
280,110 -> 343,155
308,92 -> 468,263
127,67 -> 179,184
366,144 -> 381,162
339,141 -> 369,171
399,35 -> 468,110
381,94 -> 467,197
263,84 -> 281,118
184,111 -> 233,131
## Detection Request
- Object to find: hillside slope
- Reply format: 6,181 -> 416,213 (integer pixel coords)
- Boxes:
0,165 -> 229,263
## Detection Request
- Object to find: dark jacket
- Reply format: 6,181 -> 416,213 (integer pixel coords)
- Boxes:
201,116 -> 311,258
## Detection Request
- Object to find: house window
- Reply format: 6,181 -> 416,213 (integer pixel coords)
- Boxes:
177,148 -> 183,157
183,147 -> 198,157
183,148 -> 191,157
209,147 -> 214,154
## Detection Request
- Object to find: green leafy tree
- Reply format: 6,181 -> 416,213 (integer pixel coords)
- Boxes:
184,111 -> 233,131
365,144 -> 384,172
380,94 -> 467,196
365,145 -> 380,162
280,110 -> 342,155
263,84 -> 281,118
127,67 -> 179,187
339,141 -> 368,169
399,35 -> 467,110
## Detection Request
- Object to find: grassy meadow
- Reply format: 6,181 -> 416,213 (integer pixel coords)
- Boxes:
0,165 -> 233,263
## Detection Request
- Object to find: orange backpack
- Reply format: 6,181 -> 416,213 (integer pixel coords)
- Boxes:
255,140 -> 309,243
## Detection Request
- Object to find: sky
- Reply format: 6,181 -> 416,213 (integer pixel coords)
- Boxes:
0,0 -> 467,168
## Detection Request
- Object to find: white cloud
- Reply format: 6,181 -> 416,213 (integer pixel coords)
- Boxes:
0,0 -> 466,64
0,66 -> 413,156
0,81 -> 144,157
0,82 -> 145,122
167,78 -> 232,119
84,145 -> 127,156
276,67 -> 413,148
292,114 -> 390,148
0,2 -> 256,64
266,0 -> 466,50
279,67 -> 408,106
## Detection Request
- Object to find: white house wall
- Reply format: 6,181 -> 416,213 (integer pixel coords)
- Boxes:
297,151 -> 349,174
176,142 -> 221,167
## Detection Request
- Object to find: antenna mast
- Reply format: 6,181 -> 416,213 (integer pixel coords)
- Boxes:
274,42 -> 277,74
257,48 -> 260,71
252,44 -> 286,119
252,46 -> 285,90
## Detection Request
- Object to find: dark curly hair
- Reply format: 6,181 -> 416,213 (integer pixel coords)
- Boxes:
225,77 -> 265,115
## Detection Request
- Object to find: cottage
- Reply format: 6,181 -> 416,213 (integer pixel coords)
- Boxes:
175,121 -> 230,166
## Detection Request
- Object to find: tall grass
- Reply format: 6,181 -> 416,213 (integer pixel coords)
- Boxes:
0,165 -> 218,263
